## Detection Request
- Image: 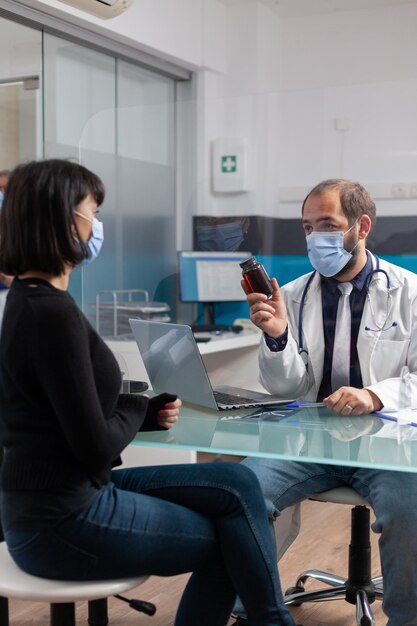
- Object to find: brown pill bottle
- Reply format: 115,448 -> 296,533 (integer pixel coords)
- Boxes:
240,256 -> 274,297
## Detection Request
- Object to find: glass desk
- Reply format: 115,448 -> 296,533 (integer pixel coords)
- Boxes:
133,404 -> 417,473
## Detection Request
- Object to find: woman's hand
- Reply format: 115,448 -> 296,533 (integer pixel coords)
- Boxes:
0,273 -> 13,287
156,397 -> 182,429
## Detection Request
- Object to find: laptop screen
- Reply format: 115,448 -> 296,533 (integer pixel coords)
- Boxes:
129,319 -> 217,409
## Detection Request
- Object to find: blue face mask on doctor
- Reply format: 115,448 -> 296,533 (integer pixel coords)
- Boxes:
306,221 -> 359,277
74,211 -> 104,264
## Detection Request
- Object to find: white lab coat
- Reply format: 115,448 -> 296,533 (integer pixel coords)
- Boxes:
259,255 -> 417,410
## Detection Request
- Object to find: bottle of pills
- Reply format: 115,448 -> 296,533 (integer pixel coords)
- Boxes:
239,256 -> 274,297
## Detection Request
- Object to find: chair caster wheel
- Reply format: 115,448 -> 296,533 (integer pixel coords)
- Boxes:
285,586 -> 305,606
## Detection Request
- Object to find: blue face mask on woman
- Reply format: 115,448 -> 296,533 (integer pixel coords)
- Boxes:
74,211 -> 104,264
306,221 -> 359,277
196,221 -> 244,252
85,217 -> 104,264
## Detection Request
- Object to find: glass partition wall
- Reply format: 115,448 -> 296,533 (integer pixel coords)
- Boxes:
43,34 -> 177,332
0,15 -> 178,338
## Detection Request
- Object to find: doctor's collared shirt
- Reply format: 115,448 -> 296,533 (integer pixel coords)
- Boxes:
265,253 -> 373,401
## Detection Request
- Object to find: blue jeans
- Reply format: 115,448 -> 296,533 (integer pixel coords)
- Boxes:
5,462 -> 295,626
236,457 -> 417,626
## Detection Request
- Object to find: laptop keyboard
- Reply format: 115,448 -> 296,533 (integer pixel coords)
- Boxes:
213,390 -> 262,408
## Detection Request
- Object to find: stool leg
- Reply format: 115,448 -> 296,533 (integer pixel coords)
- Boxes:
346,506 -> 375,605
50,602 -> 76,626
0,597 -> 9,626
88,598 -> 109,626
356,589 -> 375,626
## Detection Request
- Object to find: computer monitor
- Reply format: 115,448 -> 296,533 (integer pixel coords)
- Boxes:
178,250 -> 251,324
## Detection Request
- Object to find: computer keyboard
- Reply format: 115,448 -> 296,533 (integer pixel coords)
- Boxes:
214,390 -> 258,406
191,324 -> 243,333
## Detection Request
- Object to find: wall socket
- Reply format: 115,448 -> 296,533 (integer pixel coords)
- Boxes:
391,183 -> 417,198
391,183 -> 408,198
334,117 -> 351,131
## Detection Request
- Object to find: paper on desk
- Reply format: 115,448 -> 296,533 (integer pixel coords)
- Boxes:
376,409 -> 417,427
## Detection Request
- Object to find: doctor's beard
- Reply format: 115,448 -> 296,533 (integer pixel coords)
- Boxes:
332,230 -> 361,280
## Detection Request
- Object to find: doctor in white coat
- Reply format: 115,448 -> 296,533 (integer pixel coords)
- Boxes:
232,179 -> 417,626
259,254 -> 417,410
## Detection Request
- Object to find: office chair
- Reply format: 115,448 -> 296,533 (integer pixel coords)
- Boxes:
284,487 -> 383,626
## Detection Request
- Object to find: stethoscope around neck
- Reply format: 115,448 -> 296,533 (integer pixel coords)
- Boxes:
298,255 -> 396,360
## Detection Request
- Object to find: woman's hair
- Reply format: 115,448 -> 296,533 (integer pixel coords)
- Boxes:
0,159 -> 105,276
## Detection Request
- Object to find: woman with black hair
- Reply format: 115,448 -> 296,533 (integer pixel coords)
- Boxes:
0,168 -> 12,327
0,159 -> 296,626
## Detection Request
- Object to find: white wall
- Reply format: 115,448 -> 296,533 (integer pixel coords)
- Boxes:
28,0 -> 226,71
276,3 -> 417,218
19,0 -> 417,224
280,4 -> 417,91
195,1 -> 417,221
193,2 -> 284,218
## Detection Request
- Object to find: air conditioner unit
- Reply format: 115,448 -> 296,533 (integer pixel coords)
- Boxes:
58,0 -> 134,19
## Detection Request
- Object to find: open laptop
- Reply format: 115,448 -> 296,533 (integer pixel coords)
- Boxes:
129,319 -> 291,411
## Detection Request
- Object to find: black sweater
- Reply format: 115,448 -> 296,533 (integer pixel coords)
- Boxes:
0,277 -> 149,531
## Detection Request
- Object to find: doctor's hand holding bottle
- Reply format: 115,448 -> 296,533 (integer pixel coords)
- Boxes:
241,275 -> 288,339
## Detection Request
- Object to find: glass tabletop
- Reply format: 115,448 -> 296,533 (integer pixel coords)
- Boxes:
133,404 -> 417,473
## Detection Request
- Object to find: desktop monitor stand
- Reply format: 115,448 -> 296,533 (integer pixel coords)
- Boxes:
192,303 -> 241,334
203,302 -> 215,325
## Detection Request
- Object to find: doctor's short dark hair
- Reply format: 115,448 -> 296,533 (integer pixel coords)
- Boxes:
0,159 -> 105,277
301,179 -> 377,230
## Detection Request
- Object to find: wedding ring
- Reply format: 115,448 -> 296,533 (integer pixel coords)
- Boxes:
346,404 -> 353,413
